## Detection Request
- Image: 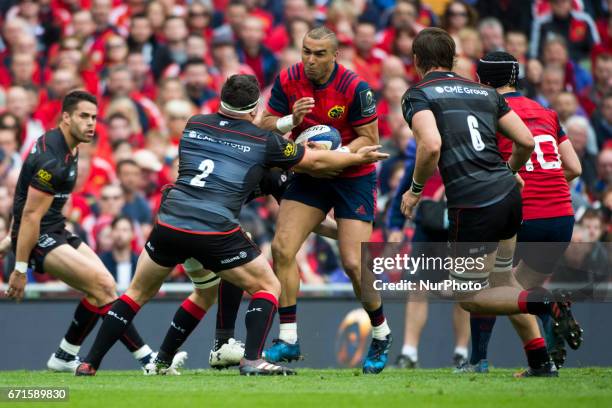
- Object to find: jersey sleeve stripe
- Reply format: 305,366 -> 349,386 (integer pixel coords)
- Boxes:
29,184 -> 54,196
287,67 -> 294,81
295,64 -> 301,79
350,115 -> 377,127
188,121 -> 267,141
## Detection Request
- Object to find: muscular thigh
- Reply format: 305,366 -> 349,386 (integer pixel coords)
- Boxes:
337,218 -> 372,273
273,199 -> 326,255
43,243 -> 114,296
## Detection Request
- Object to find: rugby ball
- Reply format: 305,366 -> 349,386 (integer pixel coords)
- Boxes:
294,125 -> 342,150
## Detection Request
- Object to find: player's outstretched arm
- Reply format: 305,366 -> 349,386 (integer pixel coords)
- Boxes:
558,139 -> 582,182
6,187 -> 53,301
498,110 -> 535,172
293,145 -> 389,177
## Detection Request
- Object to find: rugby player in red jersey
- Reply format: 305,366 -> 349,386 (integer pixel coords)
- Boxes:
259,26 -> 392,373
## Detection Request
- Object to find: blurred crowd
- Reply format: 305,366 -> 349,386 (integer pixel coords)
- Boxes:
0,0 -> 610,287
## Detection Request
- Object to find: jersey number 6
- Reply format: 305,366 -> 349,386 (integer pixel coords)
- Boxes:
467,115 -> 485,151
190,159 -> 215,187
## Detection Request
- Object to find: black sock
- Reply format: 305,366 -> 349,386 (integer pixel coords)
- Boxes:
469,314 -> 496,365
278,304 -> 297,324
518,288 -> 552,315
524,338 -> 549,369
99,300 -> 149,362
244,292 -> 277,361
365,305 -> 385,327
57,298 -> 101,360
159,298 -> 206,362
85,295 -> 140,369
215,280 -> 243,350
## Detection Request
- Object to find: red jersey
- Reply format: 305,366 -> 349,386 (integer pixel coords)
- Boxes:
497,93 -> 573,220
267,62 -> 378,177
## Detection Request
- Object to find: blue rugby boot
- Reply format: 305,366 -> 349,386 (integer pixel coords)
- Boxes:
362,334 -> 392,374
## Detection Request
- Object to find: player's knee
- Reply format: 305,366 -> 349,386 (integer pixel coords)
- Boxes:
93,275 -> 117,305
341,257 -> 361,280
271,239 -> 295,267
193,287 -> 218,309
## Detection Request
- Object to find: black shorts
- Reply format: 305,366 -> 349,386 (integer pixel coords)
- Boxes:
145,222 -> 261,273
448,186 -> 522,257
11,227 -> 83,274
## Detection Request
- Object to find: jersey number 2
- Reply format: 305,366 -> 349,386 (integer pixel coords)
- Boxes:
467,115 -> 485,151
190,159 -> 215,187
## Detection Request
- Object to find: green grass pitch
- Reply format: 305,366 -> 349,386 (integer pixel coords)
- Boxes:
1,368 -> 611,408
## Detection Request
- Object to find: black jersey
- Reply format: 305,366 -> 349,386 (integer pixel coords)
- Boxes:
11,129 -> 78,236
157,113 -> 305,233
402,71 -> 516,209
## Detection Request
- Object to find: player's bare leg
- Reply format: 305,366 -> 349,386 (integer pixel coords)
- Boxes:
397,293 -> 427,368
76,250 -> 174,375
337,218 -> 392,374
452,304 -> 470,366
43,243 -> 153,372
267,199 -> 325,362
217,255 -> 294,375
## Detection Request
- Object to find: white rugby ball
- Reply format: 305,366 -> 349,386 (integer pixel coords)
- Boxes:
294,125 -> 342,150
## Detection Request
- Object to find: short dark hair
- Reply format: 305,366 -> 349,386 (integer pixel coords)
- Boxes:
306,26 -> 338,51
111,215 -> 133,229
220,75 -> 260,111
182,57 -> 207,73
61,90 -> 97,114
116,159 -> 139,174
412,27 -> 455,73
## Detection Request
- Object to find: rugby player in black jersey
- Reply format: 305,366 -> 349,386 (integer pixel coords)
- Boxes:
2,91 -> 182,373
75,75 -> 388,376
401,28 -> 581,377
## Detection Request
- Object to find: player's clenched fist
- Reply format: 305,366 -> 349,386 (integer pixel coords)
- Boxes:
292,97 -> 315,126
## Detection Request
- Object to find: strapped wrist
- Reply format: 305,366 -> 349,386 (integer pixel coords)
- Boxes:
276,115 -> 295,134
15,261 -> 28,274
506,161 -> 518,175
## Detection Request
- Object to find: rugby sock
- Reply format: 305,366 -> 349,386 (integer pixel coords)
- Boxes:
454,346 -> 468,360
214,281 -> 243,350
367,305 -> 391,340
98,300 -> 150,364
159,298 -> 206,363
244,292 -> 278,360
469,314 -> 496,364
278,304 -> 298,344
524,337 -> 549,369
518,288 -> 552,315
85,295 -> 140,370
57,298 -> 101,361
401,345 -> 418,362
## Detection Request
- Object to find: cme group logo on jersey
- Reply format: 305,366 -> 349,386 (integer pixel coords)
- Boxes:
435,85 -> 489,96
335,309 -> 371,368
327,105 -> 345,119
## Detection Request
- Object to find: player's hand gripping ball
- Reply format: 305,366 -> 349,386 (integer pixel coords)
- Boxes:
295,125 -> 342,150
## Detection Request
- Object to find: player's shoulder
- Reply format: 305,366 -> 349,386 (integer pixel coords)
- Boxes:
280,62 -> 304,83
334,63 -> 368,94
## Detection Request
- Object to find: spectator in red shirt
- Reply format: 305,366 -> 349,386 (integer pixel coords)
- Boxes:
542,35 -> 593,93
35,68 -> 79,129
5,86 -> 44,155
181,58 -> 217,109
236,16 -> 278,87
440,1 -> 478,46
378,0 -> 424,54
145,1 -> 168,40
264,0 -> 313,53
580,52 -> 612,116
353,21 -> 386,92
211,39 -> 256,83
186,0 -> 214,42
126,51 -> 156,100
